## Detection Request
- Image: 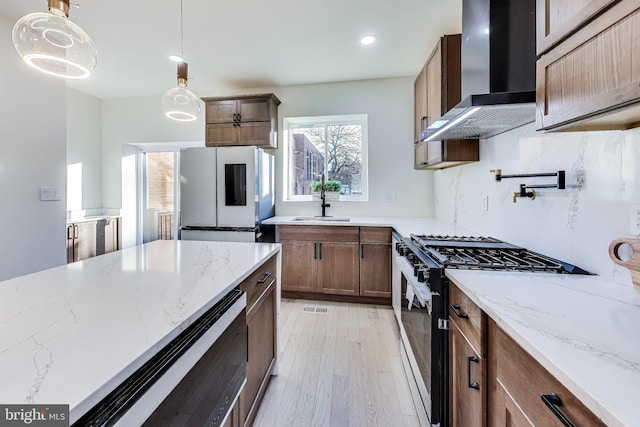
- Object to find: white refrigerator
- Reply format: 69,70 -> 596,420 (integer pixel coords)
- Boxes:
179,146 -> 275,242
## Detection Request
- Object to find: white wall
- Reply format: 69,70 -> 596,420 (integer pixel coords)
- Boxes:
0,15 -> 67,281
67,89 -> 102,209
100,77 -> 432,220
434,122 -> 640,285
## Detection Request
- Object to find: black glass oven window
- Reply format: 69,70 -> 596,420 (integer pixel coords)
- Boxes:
225,164 -> 247,206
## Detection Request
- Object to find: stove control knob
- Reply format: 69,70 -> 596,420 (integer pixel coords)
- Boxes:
413,263 -> 422,276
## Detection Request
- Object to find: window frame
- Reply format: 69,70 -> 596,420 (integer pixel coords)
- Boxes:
283,114 -> 369,202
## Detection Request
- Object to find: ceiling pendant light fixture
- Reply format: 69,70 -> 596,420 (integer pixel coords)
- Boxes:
12,0 -> 98,79
162,0 -> 200,122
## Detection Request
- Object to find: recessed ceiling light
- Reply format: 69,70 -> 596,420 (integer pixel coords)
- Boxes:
360,35 -> 376,46
169,54 -> 184,63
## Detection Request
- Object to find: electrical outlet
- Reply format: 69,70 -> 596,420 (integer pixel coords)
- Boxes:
631,205 -> 640,235
482,196 -> 489,212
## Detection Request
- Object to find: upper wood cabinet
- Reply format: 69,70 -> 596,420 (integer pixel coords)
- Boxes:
414,34 -> 479,170
202,93 -> 280,149
536,0 -> 619,55
414,34 -> 461,143
536,0 -> 640,132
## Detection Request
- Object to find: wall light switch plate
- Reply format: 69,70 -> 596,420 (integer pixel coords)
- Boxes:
631,205 -> 640,235
386,193 -> 397,203
40,187 -> 60,201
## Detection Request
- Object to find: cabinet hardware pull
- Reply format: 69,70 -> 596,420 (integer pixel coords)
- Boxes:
257,272 -> 271,284
74,224 -> 79,239
360,244 -> 364,259
237,113 -> 241,122
467,355 -> 480,390
246,324 -> 249,362
541,393 -> 575,427
67,226 -> 73,240
314,242 -> 317,260
318,243 -> 322,260
451,304 -> 469,319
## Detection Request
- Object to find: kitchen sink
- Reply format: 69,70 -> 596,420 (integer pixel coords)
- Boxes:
291,216 -> 351,222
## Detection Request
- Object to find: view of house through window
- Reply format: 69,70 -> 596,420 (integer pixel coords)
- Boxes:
144,152 -> 176,241
285,114 -> 368,201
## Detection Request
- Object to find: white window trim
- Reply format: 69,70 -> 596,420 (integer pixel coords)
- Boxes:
283,114 -> 369,202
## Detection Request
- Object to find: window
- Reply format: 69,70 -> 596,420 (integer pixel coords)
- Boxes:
283,114 -> 368,201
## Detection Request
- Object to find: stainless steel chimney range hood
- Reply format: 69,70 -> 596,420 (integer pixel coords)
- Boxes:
421,0 -> 536,141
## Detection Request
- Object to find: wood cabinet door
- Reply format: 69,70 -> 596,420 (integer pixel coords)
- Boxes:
206,100 -> 237,123
536,2 -> 640,131
494,380 -> 535,427
414,64 -> 427,142
281,241 -> 318,292
359,244 -> 391,298
414,140 -> 429,169
318,242 -> 359,296
66,225 -> 75,263
238,122 -> 273,147
74,221 -> 97,262
238,98 -> 272,122
449,321 -> 485,427
426,40 -> 443,127
206,124 -> 239,146
536,0 -> 619,55
243,282 -> 275,425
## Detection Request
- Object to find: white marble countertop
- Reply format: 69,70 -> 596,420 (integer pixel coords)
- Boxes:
0,240 -> 280,423
447,269 -> 640,427
263,216 -> 472,237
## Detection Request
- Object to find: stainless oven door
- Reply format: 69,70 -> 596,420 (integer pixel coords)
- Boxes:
398,259 -> 433,426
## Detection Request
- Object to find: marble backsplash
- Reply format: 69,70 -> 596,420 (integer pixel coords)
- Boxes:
433,122 -> 640,286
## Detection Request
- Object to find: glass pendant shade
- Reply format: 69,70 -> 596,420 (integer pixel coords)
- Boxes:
12,11 -> 97,79
162,62 -> 200,122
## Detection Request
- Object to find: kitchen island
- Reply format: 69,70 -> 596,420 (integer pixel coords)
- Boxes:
0,240 -> 280,424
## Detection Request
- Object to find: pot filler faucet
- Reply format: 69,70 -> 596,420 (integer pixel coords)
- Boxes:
320,174 -> 331,217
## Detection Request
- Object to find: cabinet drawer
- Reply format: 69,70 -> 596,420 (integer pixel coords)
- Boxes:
359,227 -> 392,244
494,324 -> 605,426
449,282 -> 485,355
239,255 -> 277,313
278,225 -> 359,242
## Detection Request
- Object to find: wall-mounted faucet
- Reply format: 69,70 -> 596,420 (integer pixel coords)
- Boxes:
490,169 -> 566,203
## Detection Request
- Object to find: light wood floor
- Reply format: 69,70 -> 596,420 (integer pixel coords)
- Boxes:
252,298 -> 421,427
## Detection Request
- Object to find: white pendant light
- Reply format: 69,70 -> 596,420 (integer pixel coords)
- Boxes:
162,0 -> 200,122
162,62 -> 200,121
12,0 -> 97,79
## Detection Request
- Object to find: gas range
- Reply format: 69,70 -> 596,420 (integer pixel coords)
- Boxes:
392,233 -> 591,427
402,234 -> 591,275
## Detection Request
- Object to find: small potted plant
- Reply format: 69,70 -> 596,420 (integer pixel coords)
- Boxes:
311,180 -> 342,200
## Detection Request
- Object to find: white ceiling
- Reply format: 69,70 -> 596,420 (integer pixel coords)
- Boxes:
0,0 -> 462,100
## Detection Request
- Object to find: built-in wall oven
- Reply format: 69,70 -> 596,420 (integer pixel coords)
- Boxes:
73,289 -> 247,427
392,233 -> 591,427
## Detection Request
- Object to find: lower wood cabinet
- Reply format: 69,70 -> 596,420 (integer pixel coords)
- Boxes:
449,318 -> 485,427
449,280 -> 605,427
449,282 -> 487,426
279,226 -> 391,303
238,254 -> 277,427
66,217 -> 121,263
489,319 -> 605,427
